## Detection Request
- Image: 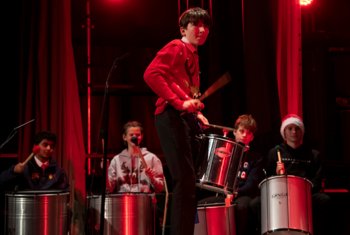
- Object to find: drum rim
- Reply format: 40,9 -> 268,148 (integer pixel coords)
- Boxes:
263,227 -> 312,235
199,133 -> 244,146
259,175 -> 313,187
197,203 -> 235,209
86,192 -> 154,198
5,190 -> 70,196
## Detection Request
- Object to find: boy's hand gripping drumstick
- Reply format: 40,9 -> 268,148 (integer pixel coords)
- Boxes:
277,149 -> 285,175
22,145 -> 41,165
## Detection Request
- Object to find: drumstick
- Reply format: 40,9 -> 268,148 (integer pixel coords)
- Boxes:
22,153 -> 35,165
131,137 -> 149,169
277,149 -> 282,163
22,145 -> 41,165
276,149 -> 285,175
199,72 -> 232,101
205,123 -> 235,132
138,152 -> 148,169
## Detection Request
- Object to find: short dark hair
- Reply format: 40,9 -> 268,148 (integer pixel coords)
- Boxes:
33,131 -> 57,145
234,114 -> 257,134
123,121 -> 143,136
179,7 -> 211,29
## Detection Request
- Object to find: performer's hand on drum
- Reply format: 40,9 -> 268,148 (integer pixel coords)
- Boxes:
183,99 -> 204,113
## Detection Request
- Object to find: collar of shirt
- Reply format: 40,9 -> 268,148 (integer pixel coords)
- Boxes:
34,156 -> 49,168
181,37 -> 197,54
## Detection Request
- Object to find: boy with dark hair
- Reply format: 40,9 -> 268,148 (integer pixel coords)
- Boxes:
144,7 -> 212,235
0,131 -> 68,190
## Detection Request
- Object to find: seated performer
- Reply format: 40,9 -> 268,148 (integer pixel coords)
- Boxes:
197,114 -> 264,235
0,131 -> 69,233
107,120 -> 164,193
231,114 -> 264,235
0,131 -> 69,191
105,121 -> 165,234
265,114 -> 331,235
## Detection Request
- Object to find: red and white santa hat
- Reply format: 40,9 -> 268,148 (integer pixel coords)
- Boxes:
280,114 -> 305,139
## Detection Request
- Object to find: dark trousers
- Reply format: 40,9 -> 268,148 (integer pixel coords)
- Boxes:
235,196 -> 260,235
155,108 -> 198,235
312,192 -> 331,235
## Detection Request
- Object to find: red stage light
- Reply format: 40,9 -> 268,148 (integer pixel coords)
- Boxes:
300,0 -> 313,6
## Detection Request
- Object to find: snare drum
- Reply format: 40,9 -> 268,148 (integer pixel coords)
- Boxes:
260,175 -> 313,235
86,193 -> 155,235
196,134 -> 245,193
5,190 -> 70,235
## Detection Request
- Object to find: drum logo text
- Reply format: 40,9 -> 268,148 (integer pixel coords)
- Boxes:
215,147 -> 232,159
271,192 -> 288,199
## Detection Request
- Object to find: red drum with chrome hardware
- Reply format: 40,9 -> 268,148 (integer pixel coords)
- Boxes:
194,202 -> 236,235
196,134 -> 245,193
260,175 -> 313,235
86,193 -> 155,235
5,190 -> 70,235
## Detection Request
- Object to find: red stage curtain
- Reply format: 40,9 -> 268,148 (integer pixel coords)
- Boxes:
275,0 -> 303,118
18,0 -> 86,198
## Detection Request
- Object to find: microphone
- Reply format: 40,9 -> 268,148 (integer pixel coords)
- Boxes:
131,136 -> 139,146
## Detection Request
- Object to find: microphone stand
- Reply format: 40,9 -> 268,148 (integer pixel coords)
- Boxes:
0,119 -> 35,150
98,56 -> 124,235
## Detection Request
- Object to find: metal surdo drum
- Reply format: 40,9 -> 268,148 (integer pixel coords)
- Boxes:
86,193 -> 155,235
5,190 -> 70,235
196,134 -> 245,193
194,202 -> 236,235
260,175 -> 313,235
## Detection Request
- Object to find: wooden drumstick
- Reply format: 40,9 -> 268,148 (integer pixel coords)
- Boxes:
22,152 -> 35,165
277,149 -> 282,163
138,151 -> 148,169
205,123 -> 235,132
277,149 -> 285,175
22,145 -> 41,165
131,137 -> 149,169
199,72 -> 232,102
